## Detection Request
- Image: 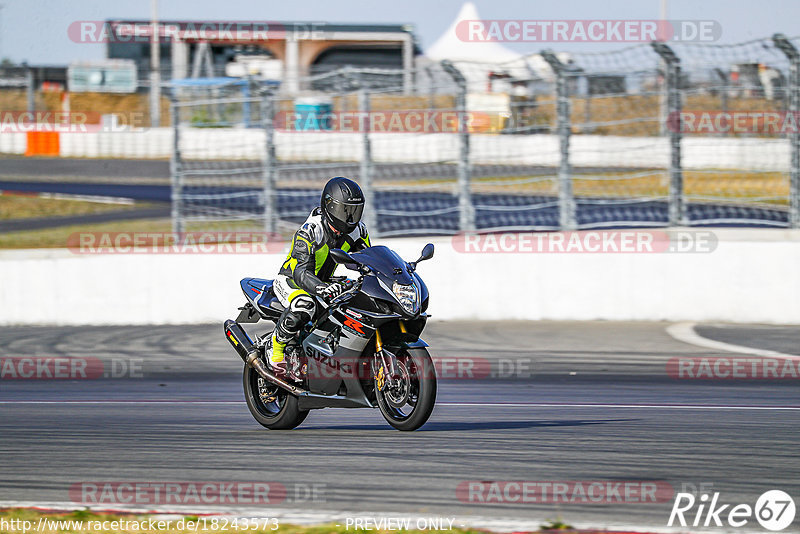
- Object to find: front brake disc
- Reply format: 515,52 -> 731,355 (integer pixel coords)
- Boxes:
385,360 -> 411,407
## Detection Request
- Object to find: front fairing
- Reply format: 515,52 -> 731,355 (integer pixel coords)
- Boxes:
359,275 -> 395,304
413,272 -> 429,312
349,246 -> 425,317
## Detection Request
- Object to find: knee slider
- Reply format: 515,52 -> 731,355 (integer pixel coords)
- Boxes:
289,295 -> 316,318
277,295 -> 314,336
278,311 -> 304,335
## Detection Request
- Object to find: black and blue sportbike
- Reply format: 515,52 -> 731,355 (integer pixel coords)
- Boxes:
224,244 -> 437,431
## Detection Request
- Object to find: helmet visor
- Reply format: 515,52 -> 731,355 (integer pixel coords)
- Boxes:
325,198 -> 364,230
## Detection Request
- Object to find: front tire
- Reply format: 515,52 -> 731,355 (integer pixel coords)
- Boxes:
375,348 -> 437,431
243,365 -> 308,430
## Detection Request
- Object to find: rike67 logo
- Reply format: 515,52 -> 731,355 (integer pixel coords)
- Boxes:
669,490 -> 796,531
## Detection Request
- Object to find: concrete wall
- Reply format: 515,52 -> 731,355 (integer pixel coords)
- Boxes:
1,230 -> 798,325
0,129 -> 792,171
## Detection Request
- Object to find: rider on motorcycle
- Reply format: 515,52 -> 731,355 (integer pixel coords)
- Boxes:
267,176 -> 370,376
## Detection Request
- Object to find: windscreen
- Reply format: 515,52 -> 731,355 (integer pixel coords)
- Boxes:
351,246 -> 414,285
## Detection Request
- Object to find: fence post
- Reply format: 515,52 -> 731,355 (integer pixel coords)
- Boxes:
357,87 -> 377,236
652,42 -> 685,226
169,96 -> 183,234
713,68 -> 729,116
24,64 -> 34,113
773,34 -> 800,229
542,51 -> 575,230
261,91 -> 277,234
441,60 -> 474,232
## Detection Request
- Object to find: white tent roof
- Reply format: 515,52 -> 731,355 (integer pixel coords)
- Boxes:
425,2 -> 522,62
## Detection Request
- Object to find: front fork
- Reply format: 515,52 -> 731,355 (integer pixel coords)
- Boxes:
373,325 -> 404,391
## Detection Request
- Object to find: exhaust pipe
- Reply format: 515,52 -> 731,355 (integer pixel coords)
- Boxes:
223,319 -> 306,395
224,319 -> 257,362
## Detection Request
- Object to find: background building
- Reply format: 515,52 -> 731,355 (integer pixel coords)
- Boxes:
105,20 -> 420,93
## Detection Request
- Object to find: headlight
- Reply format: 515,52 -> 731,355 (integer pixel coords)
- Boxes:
392,281 -> 418,314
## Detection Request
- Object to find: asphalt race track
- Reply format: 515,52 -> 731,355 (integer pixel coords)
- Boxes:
1,321 -> 798,531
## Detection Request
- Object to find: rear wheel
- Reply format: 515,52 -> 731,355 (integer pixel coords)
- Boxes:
374,348 -> 437,431
243,365 -> 308,430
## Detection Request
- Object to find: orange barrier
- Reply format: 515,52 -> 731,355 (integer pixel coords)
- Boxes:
25,131 -> 60,156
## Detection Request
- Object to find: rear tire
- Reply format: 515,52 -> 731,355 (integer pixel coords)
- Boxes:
243,365 -> 308,430
375,348 -> 437,431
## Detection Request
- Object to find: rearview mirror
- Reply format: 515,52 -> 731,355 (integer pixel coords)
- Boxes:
329,248 -> 355,264
409,243 -> 434,271
418,243 -> 434,262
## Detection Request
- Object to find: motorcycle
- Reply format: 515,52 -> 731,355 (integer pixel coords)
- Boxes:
223,243 -> 437,431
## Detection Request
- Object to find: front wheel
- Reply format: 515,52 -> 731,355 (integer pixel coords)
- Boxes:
243,365 -> 308,430
374,348 -> 437,431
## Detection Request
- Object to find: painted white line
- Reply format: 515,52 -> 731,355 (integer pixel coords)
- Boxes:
0,400 -> 241,404
0,190 -> 135,205
666,322 -> 800,361
441,402 -> 800,410
0,400 -> 798,410
40,193 -> 136,205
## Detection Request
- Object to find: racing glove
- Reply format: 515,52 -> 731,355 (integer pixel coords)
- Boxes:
316,281 -> 345,301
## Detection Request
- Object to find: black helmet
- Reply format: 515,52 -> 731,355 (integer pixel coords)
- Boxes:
321,177 -> 365,235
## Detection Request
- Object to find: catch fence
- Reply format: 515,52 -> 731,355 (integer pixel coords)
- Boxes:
170,34 -> 800,236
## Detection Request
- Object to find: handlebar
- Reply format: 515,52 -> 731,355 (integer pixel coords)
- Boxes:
325,275 -> 364,307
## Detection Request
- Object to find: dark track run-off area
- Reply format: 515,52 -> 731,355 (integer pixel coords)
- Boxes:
0,321 -> 798,530
0,156 -> 789,232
